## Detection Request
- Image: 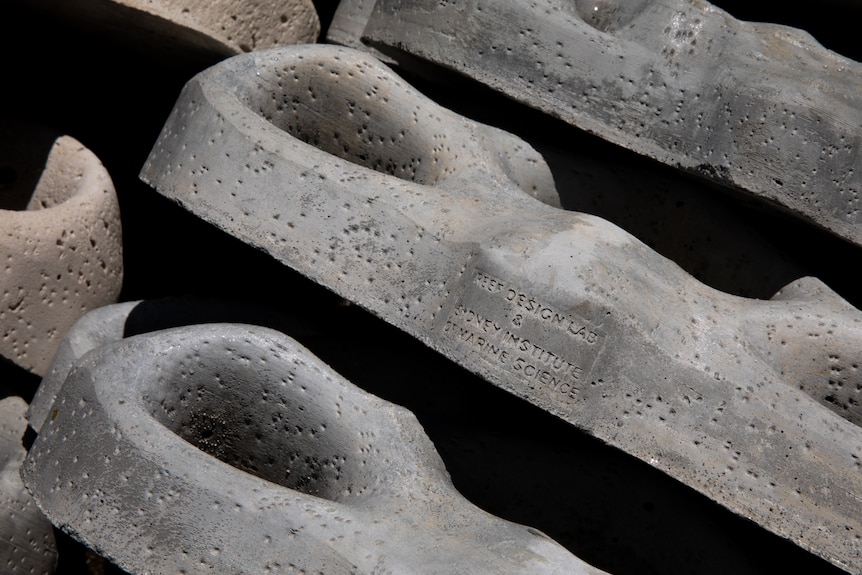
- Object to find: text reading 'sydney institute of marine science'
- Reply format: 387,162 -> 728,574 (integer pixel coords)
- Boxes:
442,269 -> 605,403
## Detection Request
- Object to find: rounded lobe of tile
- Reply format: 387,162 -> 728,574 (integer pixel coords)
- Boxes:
1,119 -> 123,376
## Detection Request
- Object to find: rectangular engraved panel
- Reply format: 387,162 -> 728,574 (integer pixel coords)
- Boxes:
442,268 -> 605,403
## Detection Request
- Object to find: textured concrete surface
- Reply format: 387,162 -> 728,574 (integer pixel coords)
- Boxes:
327,0 -> 394,64
0,3 -> 857,574
23,324 -> 606,575
0,397 -> 57,575
336,0 -> 862,248
30,302 -> 828,575
392,74 -> 811,300
27,302 -> 136,433
0,119 -> 123,376
28,298 -> 319,432
327,0 -> 374,49
326,2 -> 848,301
142,44 -> 862,572
25,0 -> 320,60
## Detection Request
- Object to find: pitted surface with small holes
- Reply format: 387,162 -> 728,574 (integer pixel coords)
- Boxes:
0,120 -> 123,376
0,397 -> 57,575
27,0 -> 320,57
28,297 -> 319,433
22,324 -> 605,575
141,45 -> 862,571
347,0 -> 862,248
28,301 -> 137,433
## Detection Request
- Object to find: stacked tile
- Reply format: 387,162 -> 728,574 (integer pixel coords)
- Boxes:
141,44 -> 862,573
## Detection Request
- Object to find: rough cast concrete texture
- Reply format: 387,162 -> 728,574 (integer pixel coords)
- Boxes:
28,304 -> 815,574
331,3 -> 810,301
24,0 -> 320,58
0,119 -> 123,376
335,0 -> 862,248
328,0 -> 395,64
141,44 -> 862,571
27,301 -> 138,433
0,397 -> 57,575
22,324 -> 605,575
28,298 -> 319,433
